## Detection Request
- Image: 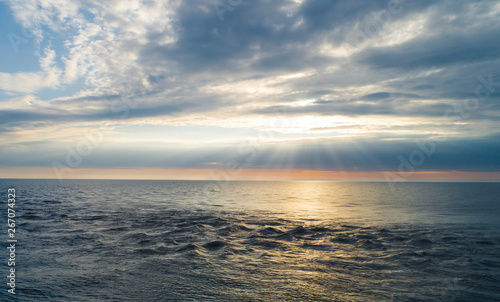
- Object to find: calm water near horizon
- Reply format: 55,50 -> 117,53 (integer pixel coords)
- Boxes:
1,179 -> 499,301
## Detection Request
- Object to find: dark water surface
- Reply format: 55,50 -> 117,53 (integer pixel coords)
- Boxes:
0,180 -> 499,301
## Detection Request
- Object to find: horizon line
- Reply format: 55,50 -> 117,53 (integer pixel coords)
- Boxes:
1,177 -> 500,183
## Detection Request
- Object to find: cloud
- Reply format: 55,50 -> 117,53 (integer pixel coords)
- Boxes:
1,0 -> 500,174
0,46 -> 62,93
1,133 -> 500,173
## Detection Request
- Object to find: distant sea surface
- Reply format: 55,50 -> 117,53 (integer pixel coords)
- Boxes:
0,180 -> 499,301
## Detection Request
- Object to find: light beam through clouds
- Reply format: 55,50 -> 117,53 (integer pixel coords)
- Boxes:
1,0 -> 500,181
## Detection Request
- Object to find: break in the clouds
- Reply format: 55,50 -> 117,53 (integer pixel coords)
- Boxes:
1,0 -> 500,177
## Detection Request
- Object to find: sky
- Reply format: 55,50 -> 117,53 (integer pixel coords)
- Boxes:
0,0 -> 500,181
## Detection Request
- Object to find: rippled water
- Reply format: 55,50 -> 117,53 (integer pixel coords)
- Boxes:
0,180 -> 499,301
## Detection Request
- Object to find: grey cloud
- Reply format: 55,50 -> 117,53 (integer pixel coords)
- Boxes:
356,28 -> 500,71
252,98 -> 454,118
3,0 -> 500,173
2,134 -> 500,173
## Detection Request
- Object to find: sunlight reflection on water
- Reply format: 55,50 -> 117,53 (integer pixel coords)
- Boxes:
0,180 -> 499,301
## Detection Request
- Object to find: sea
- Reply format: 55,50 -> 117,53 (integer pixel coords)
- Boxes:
0,179 -> 499,301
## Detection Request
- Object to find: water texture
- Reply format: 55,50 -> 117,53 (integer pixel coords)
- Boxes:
0,180 -> 499,301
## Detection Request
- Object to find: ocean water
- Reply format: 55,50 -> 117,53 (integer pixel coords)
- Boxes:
0,179 -> 499,301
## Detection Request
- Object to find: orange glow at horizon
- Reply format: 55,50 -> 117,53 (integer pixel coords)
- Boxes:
1,167 -> 500,181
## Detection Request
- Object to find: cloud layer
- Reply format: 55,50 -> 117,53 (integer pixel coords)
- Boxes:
1,0 -> 500,176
